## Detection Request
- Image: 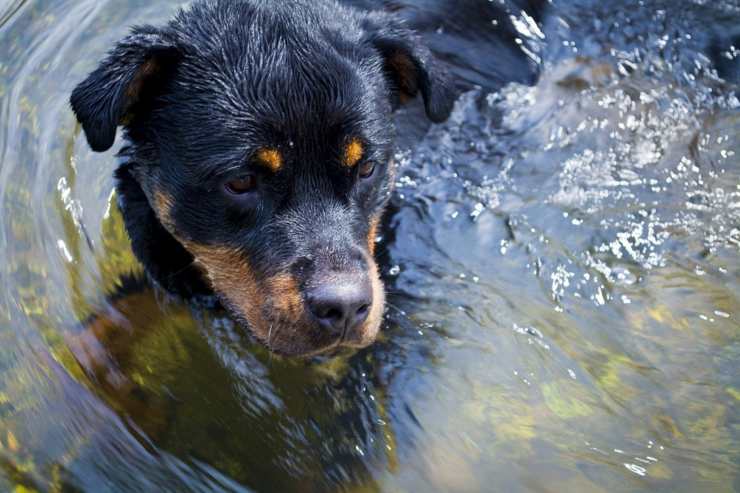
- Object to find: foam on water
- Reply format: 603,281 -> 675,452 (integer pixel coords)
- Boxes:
396,0 -> 740,307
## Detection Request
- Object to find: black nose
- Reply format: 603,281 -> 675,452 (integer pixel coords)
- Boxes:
308,278 -> 372,337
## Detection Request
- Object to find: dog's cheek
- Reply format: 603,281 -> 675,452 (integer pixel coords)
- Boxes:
263,273 -> 317,351
153,189 -> 177,232
178,251 -> 323,355
348,258 -> 385,348
146,189 -> 303,349
144,190 -> 254,325
365,262 -> 386,345
182,243 -> 266,333
367,214 -> 381,256
264,273 -> 304,321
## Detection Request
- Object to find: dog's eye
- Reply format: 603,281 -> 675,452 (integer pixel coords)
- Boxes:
358,161 -> 376,179
224,175 -> 257,195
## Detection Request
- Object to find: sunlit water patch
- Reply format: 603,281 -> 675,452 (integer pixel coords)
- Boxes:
386,0 -> 740,490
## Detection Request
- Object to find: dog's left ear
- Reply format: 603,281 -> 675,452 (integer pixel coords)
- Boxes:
70,26 -> 180,152
364,17 -> 456,123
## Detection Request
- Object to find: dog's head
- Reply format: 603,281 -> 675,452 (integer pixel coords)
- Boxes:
71,0 -> 455,356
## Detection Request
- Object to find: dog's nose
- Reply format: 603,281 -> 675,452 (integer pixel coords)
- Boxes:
308,279 -> 372,337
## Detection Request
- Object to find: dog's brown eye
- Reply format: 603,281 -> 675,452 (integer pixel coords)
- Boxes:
225,175 -> 257,195
358,161 -> 376,179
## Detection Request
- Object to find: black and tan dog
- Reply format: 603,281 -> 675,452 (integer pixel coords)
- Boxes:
70,0 -> 455,357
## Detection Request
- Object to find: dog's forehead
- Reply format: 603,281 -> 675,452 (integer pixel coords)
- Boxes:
159,1 -> 390,174
182,43 -> 377,122
171,1 -> 382,114
169,68 -> 376,159
170,56 -> 385,170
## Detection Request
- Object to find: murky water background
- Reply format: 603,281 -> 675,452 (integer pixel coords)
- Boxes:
0,0 -> 738,491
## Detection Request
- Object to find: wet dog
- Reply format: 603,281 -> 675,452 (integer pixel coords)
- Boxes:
70,0 -> 455,356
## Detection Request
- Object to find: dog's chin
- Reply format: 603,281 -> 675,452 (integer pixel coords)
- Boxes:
253,321 -> 382,359
222,307 -> 383,358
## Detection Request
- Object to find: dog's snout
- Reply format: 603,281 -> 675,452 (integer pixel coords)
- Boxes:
308,277 -> 372,337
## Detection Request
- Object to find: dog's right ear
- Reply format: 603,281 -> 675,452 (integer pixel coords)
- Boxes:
70,27 -> 180,152
362,14 -> 456,123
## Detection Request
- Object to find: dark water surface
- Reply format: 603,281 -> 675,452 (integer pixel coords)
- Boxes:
1,0 -> 739,491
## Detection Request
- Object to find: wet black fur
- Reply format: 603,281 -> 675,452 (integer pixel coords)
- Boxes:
70,0 -> 455,324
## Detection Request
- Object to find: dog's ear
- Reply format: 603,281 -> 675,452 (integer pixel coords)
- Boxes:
364,17 -> 456,123
70,27 -> 180,152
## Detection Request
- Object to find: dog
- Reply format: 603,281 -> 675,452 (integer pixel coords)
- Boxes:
70,0 -> 455,357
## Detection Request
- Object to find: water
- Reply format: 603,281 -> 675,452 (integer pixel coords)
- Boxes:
0,0 -> 738,491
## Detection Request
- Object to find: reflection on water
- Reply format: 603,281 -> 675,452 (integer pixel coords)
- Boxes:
0,0 -> 738,491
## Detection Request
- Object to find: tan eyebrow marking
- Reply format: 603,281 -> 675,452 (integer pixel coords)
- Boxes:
343,138 -> 364,168
256,148 -> 283,172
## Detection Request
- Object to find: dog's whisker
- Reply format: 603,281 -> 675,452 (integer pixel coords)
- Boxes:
384,301 -> 415,323
163,260 -> 197,279
267,324 -> 276,366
